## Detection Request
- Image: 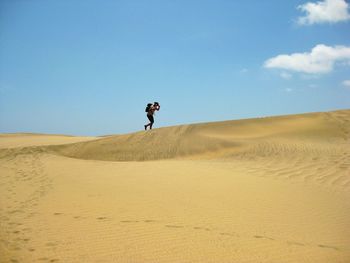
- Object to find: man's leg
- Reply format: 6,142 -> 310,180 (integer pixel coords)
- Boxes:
149,115 -> 154,129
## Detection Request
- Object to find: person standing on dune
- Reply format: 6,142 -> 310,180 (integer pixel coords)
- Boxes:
144,102 -> 160,130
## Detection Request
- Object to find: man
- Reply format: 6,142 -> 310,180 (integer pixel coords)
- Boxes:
144,102 -> 160,130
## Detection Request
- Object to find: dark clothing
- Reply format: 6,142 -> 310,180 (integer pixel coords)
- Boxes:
147,105 -> 158,116
145,103 -> 159,130
147,114 -> 154,124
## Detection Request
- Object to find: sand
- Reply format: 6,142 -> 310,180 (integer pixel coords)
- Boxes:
0,133 -> 98,149
0,109 -> 349,263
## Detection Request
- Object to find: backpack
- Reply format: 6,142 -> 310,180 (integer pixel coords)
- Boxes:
145,103 -> 152,112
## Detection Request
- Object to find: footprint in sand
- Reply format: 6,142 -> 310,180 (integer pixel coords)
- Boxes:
287,241 -> 305,246
46,242 -> 58,247
318,244 -> 339,251
193,226 -> 211,231
53,213 -> 63,216
220,232 -> 238,237
9,209 -> 24,214
254,235 -> 274,241
165,225 -> 184,228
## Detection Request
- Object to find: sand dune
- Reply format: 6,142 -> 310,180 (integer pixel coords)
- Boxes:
0,133 -> 98,149
0,109 -> 349,262
45,110 -> 348,161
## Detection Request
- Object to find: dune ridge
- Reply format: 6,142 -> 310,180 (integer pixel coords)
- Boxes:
22,110 -> 345,162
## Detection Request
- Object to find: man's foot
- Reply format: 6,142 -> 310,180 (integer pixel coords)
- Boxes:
144,125 -> 147,130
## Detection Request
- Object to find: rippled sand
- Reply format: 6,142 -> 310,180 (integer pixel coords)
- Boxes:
1,110 -> 349,262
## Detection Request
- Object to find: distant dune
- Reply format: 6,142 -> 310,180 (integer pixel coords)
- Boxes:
1,109 -> 349,263
0,133 -> 98,149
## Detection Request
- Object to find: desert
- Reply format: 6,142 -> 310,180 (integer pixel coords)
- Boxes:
1,109 -> 349,262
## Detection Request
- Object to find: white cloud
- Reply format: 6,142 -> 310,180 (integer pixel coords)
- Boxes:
297,0 -> 350,25
280,72 -> 292,79
342,80 -> 350,87
239,68 -> 248,73
285,88 -> 293,92
264,44 -> 350,74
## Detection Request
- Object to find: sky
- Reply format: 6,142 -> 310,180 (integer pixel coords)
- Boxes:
0,0 -> 350,136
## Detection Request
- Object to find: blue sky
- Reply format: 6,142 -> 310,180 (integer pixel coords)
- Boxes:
1,0 -> 349,136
